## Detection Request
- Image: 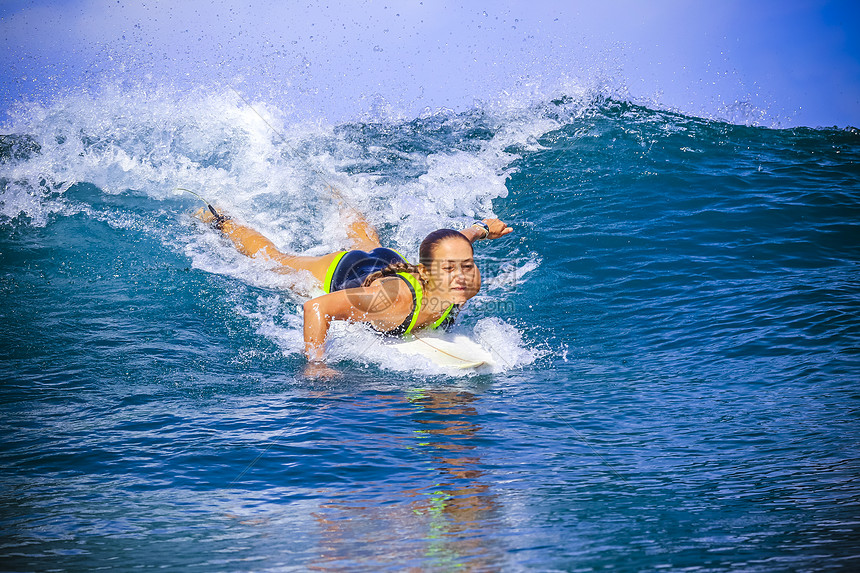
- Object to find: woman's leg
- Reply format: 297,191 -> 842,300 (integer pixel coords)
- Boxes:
194,207 -> 342,284
336,196 -> 383,252
194,191 -> 384,284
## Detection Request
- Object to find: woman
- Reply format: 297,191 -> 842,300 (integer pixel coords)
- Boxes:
195,201 -> 512,375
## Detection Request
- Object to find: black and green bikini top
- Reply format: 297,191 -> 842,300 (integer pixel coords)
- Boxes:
383,271 -> 458,337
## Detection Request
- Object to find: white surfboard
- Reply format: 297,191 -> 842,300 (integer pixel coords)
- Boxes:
390,333 -> 495,370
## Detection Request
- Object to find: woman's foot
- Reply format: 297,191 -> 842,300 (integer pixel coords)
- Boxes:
193,206 -> 214,223
193,205 -> 229,230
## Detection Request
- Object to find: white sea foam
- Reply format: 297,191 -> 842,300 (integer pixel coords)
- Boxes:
473,317 -> 545,371
483,254 -> 542,291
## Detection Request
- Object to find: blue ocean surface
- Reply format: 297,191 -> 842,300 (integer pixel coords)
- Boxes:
1,90 -> 858,571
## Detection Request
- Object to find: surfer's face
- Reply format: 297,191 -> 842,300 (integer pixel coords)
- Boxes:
426,237 -> 481,305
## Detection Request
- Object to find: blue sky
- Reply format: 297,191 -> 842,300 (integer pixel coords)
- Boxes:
1,0 -> 858,127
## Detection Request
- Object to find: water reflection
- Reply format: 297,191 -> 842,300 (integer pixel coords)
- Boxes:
309,389 -> 501,571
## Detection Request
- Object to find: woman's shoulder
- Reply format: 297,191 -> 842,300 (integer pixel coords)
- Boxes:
366,274 -> 416,306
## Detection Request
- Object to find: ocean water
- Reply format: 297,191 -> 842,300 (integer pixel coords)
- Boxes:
1,89 -> 858,571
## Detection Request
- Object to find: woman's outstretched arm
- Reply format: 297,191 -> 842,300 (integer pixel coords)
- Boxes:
303,277 -> 413,363
460,218 -> 513,244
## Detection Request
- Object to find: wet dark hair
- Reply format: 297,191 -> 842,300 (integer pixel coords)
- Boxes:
362,229 -> 472,288
419,229 -> 473,267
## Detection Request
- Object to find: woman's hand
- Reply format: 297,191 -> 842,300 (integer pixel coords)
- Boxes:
193,205 -> 224,224
481,218 -> 513,240
303,362 -> 341,379
462,218 -> 513,244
